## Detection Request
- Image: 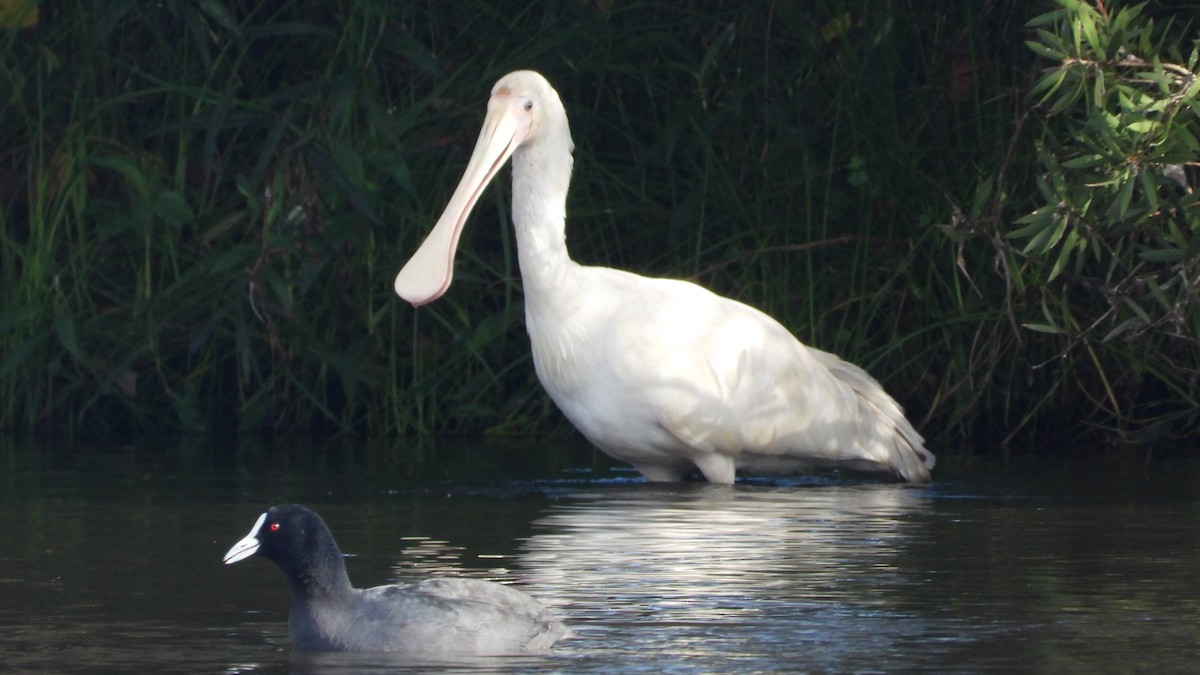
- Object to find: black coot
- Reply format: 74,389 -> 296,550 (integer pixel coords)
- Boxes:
223,504 -> 569,654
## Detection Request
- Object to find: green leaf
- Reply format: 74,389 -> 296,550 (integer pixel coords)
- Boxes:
89,154 -> 150,196
153,191 -> 196,225
1048,79 -> 1086,115
1112,2 -> 1148,32
1138,171 -> 1159,212
1138,248 -> 1182,262
235,174 -> 254,201
1103,316 -> 1145,342
1026,39 -> 1066,61
1031,68 -> 1068,101
1034,172 -> 1056,202
1042,296 -> 1066,329
1042,213 -> 1071,254
0,327 -> 47,381
1184,75 -> 1200,100
90,0 -> 136,44
196,0 -> 243,38
209,245 -> 257,275
241,22 -> 334,40
1023,322 -> 1066,334
1010,205 -> 1055,239
1092,69 -> 1106,103
1123,296 -> 1152,324
309,148 -> 381,225
1014,203 -> 1056,225
1080,11 -> 1102,55
1133,71 -> 1174,89
1023,218 -> 1056,254
971,175 -> 995,219
1026,8 -> 1068,28
1048,228 -> 1079,281
1187,97 -> 1200,121
1117,87 -> 1135,112
1062,154 -> 1106,169
55,313 -> 84,361
1174,126 -> 1200,153
1111,175 -> 1135,220
1166,218 -> 1188,249
1148,277 -> 1174,312
1126,119 -> 1155,134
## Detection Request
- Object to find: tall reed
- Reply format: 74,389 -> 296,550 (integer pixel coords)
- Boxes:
1,1 -> 1195,454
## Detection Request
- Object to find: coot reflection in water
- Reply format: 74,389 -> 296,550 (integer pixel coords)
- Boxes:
1,440 -> 1200,673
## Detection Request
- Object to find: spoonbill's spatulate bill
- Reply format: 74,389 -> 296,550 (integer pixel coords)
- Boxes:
223,504 -> 569,653
395,70 -> 935,484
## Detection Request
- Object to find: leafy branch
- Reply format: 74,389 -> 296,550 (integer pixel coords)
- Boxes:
1014,0 -> 1199,347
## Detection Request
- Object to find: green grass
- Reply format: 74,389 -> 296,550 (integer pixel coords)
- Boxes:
1,1 -> 1197,454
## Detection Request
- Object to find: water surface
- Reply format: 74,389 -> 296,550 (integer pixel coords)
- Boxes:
2,438 -> 1199,672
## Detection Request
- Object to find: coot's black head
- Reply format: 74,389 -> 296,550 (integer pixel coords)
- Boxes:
223,504 -> 347,589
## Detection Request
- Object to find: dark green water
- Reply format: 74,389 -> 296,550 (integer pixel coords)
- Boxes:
2,437 -> 1200,673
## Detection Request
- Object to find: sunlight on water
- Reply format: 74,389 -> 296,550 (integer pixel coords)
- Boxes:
517,484 -> 937,671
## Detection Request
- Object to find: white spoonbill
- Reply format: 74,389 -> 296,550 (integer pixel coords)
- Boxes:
395,70 -> 934,484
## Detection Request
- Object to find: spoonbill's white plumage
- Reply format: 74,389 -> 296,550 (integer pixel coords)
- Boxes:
396,70 -> 935,484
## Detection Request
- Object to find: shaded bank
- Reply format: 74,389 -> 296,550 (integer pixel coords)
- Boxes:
1,1 -> 1196,452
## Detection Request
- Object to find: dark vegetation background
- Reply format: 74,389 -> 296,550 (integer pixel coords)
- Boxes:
1,1 -> 1197,454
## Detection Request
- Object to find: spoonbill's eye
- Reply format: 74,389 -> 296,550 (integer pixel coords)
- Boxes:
524,100 -> 533,111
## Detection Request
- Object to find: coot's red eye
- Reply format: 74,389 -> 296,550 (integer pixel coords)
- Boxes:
269,522 -> 281,532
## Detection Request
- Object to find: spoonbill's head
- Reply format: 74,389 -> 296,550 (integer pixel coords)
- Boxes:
394,70 -> 568,306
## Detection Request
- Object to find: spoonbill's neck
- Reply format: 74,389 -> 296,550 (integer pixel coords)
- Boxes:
509,134 -> 576,298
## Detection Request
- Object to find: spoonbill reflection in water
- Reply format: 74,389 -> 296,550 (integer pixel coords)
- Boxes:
395,70 -> 934,484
